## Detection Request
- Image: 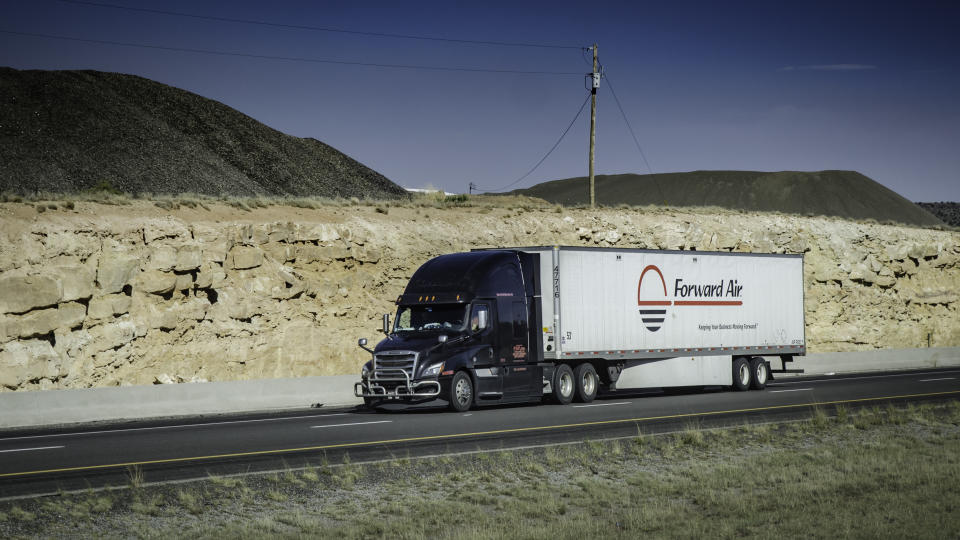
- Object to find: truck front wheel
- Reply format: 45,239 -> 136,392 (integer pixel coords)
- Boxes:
552,364 -> 575,404
732,357 -> 751,391
573,363 -> 598,403
448,371 -> 474,412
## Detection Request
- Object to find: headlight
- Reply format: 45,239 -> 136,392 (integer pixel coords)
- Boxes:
422,362 -> 444,377
361,364 -> 371,378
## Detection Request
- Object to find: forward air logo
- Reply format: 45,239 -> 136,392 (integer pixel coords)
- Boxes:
637,265 -> 669,332
637,265 -> 745,332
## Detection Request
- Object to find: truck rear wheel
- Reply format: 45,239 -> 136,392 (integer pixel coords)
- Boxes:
448,371 -> 474,412
732,357 -> 751,391
552,364 -> 575,404
573,363 -> 598,403
749,357 -> 769,390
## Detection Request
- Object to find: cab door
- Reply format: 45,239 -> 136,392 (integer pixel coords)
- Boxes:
498,298 -> 533,397
469,303 -> 502,398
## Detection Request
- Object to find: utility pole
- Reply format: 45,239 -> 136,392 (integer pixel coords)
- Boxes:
589,44 -> 599,208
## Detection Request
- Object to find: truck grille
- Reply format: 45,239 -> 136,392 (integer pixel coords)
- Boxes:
373,351 -> 419,379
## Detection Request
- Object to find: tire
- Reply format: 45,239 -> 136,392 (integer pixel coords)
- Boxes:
552,364 -> 575,404
732,357 -> 751,391
448,371 -> 474,412
573,363 -> 598,403
749,357 -> 769,390
363,397 -> 382,410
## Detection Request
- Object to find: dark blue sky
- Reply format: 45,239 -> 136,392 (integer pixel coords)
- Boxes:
2,0 -> 958,201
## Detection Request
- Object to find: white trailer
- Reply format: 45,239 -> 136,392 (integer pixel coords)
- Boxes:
523,246 -> 805,391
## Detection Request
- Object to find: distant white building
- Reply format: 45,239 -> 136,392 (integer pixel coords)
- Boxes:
405,187 -> 459,196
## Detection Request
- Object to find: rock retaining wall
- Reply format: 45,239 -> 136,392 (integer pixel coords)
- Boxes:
0,203 -> 957,391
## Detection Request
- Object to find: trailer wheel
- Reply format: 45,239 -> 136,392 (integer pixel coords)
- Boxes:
732,357 -> 751,391
552,364 -> 575,404
448,371 -> 474,412
749,357 -> 769,390
573,363 -> 598,403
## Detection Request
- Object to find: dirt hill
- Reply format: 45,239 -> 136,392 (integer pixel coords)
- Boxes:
0,67 -> 407,199
512,170 -> 944,227
917,202 -> 960,227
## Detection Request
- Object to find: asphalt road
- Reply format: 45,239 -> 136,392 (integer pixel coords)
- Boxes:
2,368 -> 959,499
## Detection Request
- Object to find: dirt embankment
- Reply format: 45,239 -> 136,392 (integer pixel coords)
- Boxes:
0,201 -> 958,392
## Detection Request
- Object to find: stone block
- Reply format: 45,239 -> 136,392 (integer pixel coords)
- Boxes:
0,275 -> 62,314
53,265 -> 95,302
97,253 -> 139,294
88,294 -> 132,319
263,242 -> 296,263
297,223 -> 340,243
216,287 -> 261,320
58,302 -> 87,329
12,308 -> 60,338
175,245 -> 203,271
228,246 -> 264,270
134,270 -> 177,295
143,220 -> 191,243
174,272 -> 194,291
87,321 -> 137,355
194,264 -> 226,290
148,246 -> 178,271
0,339 -> 60,388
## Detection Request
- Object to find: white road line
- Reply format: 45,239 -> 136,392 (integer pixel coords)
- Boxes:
919,377 -> 956,382
573,402 -> 632,408
0,445 -> 64,454
310,420 -> 392,429
0,413 -> 352,442
770,388 -> 813,393
769,369 -> 960,386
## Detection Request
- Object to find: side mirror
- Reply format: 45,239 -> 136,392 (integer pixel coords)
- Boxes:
437,335 -> 448,344
358,338 -> 367,347
382,313 -> 391,335
477,310 -> 488,331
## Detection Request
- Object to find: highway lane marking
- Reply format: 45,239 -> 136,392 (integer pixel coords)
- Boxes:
769,388 -> 813,393
310,421 -> 392,429
573,402 -> 632,408
3,389 -> 959,479
0,413 -> 352,443
0,446 -> 64,454
919,377 -> 955,382
769,369 -> 960,386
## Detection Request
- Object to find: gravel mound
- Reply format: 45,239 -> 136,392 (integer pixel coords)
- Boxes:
0,67 -> 407,199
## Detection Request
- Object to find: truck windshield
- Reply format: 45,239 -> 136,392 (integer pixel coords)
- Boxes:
394,304 -> 467,333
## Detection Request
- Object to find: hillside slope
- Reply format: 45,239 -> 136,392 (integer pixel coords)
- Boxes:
0,67 -> 407,199
917,202 -> 960,227
513,170 -> 943,227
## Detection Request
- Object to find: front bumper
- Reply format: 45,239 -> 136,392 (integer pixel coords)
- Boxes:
354,368 -> 442,400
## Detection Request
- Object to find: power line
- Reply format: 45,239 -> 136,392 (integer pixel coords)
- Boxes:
0,30 -> 583,75
55,0 -> 583,50
474,92 -> 591,193
605,74 -> 665,204
604,74 -> 652,174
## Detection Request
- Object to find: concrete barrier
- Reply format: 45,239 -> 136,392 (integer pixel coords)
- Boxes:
1,347 -> 958,430
772,347 -> 960,377
0,375 -> 362,430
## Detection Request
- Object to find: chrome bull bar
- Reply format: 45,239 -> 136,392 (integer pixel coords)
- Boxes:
354,368 -> 441,399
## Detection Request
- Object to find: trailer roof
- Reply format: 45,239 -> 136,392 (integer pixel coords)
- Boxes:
473,246 -> 803,259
